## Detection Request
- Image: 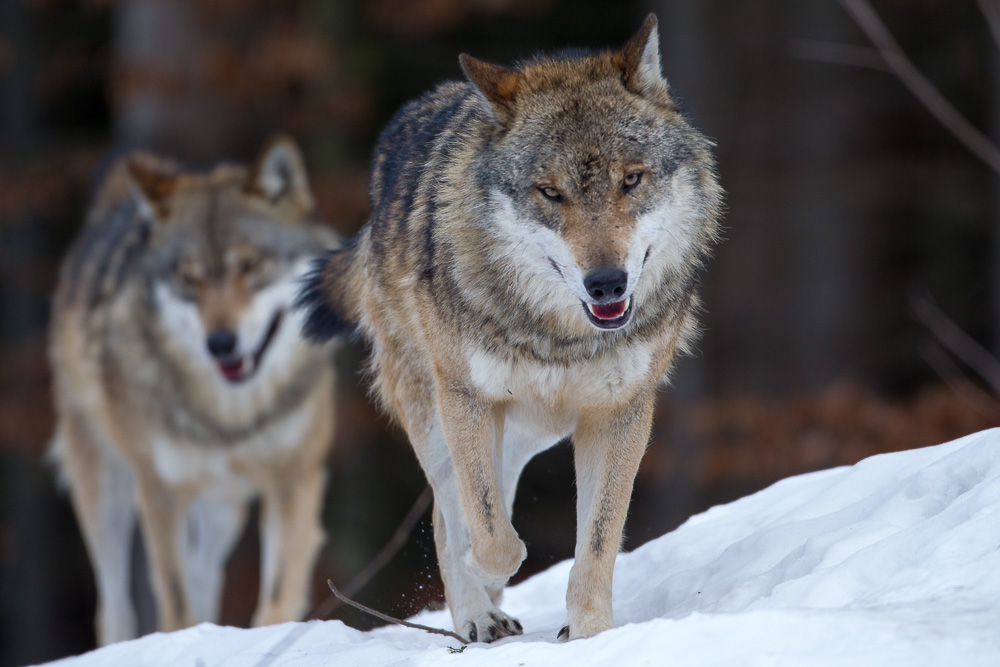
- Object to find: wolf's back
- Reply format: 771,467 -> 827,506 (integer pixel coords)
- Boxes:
54,158 -> 153,319
299,81 -> 481,342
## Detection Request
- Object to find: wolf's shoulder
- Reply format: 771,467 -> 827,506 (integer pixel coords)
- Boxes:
57,155 -> 163,310
369,80 -> 481,212
373,81 -> 476,156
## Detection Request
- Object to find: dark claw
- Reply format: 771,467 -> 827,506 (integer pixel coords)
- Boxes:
486,625 -> 498,641
513,619 -> 523,633
468,625 -> 478,643
558,625 -> 570,641
491,612 -> 511,633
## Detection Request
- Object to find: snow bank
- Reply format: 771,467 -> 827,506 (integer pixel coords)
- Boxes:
41,428 -> 1000,666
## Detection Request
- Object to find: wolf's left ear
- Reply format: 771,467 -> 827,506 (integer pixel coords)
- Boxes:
126,156 -> 179,222
246,135 -> 314,214
619,13 -> 670,103
460,54 -> 522,123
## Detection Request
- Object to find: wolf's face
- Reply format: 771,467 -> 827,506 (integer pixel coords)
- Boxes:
131,139 -> 332,384
464,25 -> 717,331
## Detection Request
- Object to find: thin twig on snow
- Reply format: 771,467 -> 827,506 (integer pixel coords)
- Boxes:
326,579 -> 469,644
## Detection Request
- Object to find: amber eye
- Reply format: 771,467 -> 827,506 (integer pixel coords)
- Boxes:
539,185 -> 563,202
176,267 -> 203,297
623,172 -> 643,192
238,255 -> 261,275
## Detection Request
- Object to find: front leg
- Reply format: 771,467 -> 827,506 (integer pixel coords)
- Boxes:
252,462 -> 326,626
133,470 -> 195,633
563,390 -> 655,640
436,384 -> 526,583
252,393 -> 333,626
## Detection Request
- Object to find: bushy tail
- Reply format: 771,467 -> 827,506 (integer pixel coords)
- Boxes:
297,239 -> 361,342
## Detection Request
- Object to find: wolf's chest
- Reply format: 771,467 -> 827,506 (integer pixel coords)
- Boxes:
466,342 -> 654,410
150,400 -> 314,489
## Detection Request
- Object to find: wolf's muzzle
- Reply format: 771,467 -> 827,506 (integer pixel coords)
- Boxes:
207,330 -> 238,359
205,310 -> 284,383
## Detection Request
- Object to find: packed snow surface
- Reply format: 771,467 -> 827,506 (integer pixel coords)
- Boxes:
43,429 -> 1000,666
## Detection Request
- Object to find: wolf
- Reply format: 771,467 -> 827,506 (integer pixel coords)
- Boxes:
49,137 -> 338,646
299,15 -> 722,642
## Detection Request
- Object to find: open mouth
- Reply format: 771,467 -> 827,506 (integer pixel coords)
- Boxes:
583,297 -> 632,330
215,310 -> 284,383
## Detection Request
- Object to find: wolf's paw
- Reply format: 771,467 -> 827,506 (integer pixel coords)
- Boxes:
462,610 -> 523,643
557,618 -> 610,641
466,530 -> 526,581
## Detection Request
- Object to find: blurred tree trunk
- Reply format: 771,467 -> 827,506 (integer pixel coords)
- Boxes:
652,0 -> 858,394
0,0 -> 44,340
113,0 -> 198,154
109,0 -> 209,634
0,8 -> 58,663
638,1 -> 714,533
0,0 -> 35,153
992,47 -> 1000,356
112,0 -> 266,163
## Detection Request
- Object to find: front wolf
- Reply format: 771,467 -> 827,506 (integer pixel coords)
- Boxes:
50,138 -> 337,645
301,15 -> 721,642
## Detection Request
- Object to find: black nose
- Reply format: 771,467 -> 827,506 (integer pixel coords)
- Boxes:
206,330 -> 238,359
583,268 -> 628,302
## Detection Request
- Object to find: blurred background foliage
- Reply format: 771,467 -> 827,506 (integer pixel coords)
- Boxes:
1,0 -> 998,664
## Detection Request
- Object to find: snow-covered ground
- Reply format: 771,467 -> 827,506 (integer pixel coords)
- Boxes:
42,428 -> 1000,666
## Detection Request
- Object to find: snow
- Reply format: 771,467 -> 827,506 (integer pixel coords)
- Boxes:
41,428 -> 1000,666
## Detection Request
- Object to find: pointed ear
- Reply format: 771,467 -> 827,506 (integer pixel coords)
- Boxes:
620,13 -> 670,102
246,135 -> 314,213
126,156 -> 179,222
459,54 -> 522,122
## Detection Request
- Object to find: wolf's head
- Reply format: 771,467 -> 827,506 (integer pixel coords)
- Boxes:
129,137 -> 334,385
461,14 -> 722,332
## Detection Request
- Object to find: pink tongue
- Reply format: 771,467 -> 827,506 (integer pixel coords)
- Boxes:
591,300 -> 627,319
219,360 -> 244,382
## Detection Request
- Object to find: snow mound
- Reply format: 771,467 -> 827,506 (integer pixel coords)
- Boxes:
41,429 -> 1000,666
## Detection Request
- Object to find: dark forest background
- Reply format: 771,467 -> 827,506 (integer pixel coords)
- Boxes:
2,1 -> 999,664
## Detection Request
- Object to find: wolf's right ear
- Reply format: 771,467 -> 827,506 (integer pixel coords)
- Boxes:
459,54 -> 522,123
619,13 -> 671,105
246,135 -> 314,215
126,157 -> 179,222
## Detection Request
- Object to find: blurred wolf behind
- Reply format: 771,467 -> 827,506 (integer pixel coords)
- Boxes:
300,15 -> 722,643
49,137 -> 338,645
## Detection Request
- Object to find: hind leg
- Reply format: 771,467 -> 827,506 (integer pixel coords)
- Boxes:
56,418 -> 138,645
184,495 -> 248,624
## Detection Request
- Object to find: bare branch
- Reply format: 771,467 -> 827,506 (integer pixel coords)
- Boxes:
919,341 -> 1000,423
327,579 -> 469,644
306,485 -> 433,621
251,488 -> 436,667
836,0 -> 1000,176
975,0 -> 1000,50
788,38 -> 890,72
911,293 -> 1000,395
